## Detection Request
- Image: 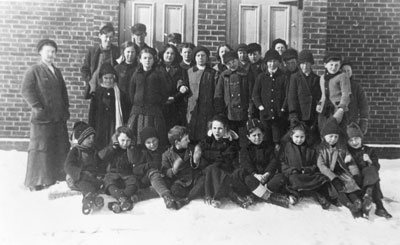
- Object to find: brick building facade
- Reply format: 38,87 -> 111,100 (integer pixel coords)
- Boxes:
0,0 -> 399,145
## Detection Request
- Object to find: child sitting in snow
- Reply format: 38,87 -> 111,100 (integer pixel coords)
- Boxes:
317,118 -> 362,218
161,125 -> 205,207
281,122 -> 331,209
99,126 -> 137,213
346,123 -> 392,219
64,122 -> 104,215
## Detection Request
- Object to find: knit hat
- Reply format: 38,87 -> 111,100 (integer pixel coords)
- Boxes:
140,127 -> 158,144
99,22 -> 115,34
99,63 -> 117,78
298,50 -> 314,64
321,118 -> 340,136
246,118 -> 264,133
167,33 -> 182,44
74,121 -> 96,145
323,53 -> 341,63
222,51 -> 238,64
192,46 -> 210,62
131,23 -> 147,35
37,39 -> 58,53
246,43 -> 262,53
264,49 -> 282,62
236,43 -> 248,52
281,48 -> 298,61
271,38 -> 287,49
346,122 -> 364,139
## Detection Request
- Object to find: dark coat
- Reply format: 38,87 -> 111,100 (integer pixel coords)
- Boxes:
213,63 -> 228,82
288,70 -> 321,122
348,145 -> 380,187
98,145 -> 134,176
240,141 -> 278,175
348,79 -> 369,125
114,61 -> 138,98
180,61 -> 191,70
252,68 -> 287,121
187,66 -> 216,141
64,146 -> 100,183
21,62 -> 70,123
214,67 -> 253,121
131,146 -> 165,186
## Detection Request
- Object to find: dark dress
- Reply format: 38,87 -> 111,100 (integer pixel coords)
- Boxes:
21,62 -> 70,189
114,61 -> 138,99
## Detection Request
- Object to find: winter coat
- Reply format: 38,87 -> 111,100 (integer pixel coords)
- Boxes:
131,146 -> 165,186
248,60 -> 266,85
288,70 -> 321,122
180,61 -> 191,70
252,68 -> 287,121
21,62 -> 70,123
317,141 -> 360,193
161,146 -> 197,187
213,62 -> 228,81
187,66 -> 216,141
214,67 -> 253,121
281,141 -> 318,176
98,145 -> 134,177
114,61 -> 138,98
239,141 -> 278,175
348,145 -> 380,187
64,146 -> 100,183
319,73 -> 351,112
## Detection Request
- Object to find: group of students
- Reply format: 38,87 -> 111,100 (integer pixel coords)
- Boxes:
22,21 -> 392,220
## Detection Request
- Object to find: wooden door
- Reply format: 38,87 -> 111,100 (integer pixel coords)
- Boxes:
228,0 -> 302,54
120,0 -> 195,50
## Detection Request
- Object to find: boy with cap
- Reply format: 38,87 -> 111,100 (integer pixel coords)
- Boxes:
346,123 -> 392,219
214,51 -> 254,137
179,42 -> 195,70
131,23 -> 151,51
167,33 -> 182,47
287,50 -> 321,146
316,53 -> 351,133
64,122 -> 104,215
81,22 -> 120,95
252,49 -> 288,152
236,43 -> 250,71
317,118 -> 362,218
246,43 -> 266,81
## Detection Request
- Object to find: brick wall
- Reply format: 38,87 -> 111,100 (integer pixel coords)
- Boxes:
0,0 -> 119,138
197,0 -> 227,61
326,0 -> 400,144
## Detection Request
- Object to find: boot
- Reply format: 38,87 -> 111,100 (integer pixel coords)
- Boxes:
314,192 -> 331,210
375,208 -> 392,219
118,197 -> 133,212
82,193 -> 96,215
94,195 -> 104,209
175,197 -> 190,210
346,199 -> 362,218
108,202 -> 122,214
210,199 -> 222,208
162,193 -> 177,210
267,193 -> 290,208
361,193 -> 373,219
229,190 -> 251,209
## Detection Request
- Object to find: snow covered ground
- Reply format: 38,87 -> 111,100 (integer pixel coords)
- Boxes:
0,150 -> 399,245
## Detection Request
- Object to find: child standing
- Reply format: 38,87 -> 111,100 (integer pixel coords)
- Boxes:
179,42 -> 195,70
281,122 -> 331,209
64,123 -> 104,215
236,43 -> 250,71
99,126 -> 137,213
346,123 -> 392,218
252,49 -> 288,151
271,38 -> 287,56
88,63 -> 130,150
317,118 -> 362,218
213,44 -> 234,81
186,46 -> 216,143
128,48 -> 168,145
114,41 -> 139,96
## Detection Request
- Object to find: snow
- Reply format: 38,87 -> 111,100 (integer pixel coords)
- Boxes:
1,150 -> 399,245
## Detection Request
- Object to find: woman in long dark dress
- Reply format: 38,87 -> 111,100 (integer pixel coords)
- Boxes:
21,39 -> 70,191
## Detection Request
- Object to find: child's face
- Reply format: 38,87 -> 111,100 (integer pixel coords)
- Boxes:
117,132 -> 132,150
163,47 -> 176,64
133,33 -> 146,46
275,43 -> 286,55
300,62 -> 312,74
124,46 -> 137,64
347,137 -> 362,149
291,129 -> 306,146
39,45 -> 56,64
237,50 -> 247,63
181,48 -> 192,62
267,59 -> 280,71
219,46 -> 230,63
100,74 -> 115,88
324,60 -> 341,74
211,120 -> 226,140
175,134 -> 190,149
195,51 -> 207,66
226,58 -> 239,71
145,137 -> 159,151
324,134 -> 339,146
81,134 -> 95,148
99,32 -> 114,49
248,51 -> 261,64
140,52 -> 154,70
341,65 -> 352,78
285,58 -> 297,72
247,128 -> 264,145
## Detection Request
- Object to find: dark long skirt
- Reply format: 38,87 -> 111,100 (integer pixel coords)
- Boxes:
287,173 -> 330,192
24,121 -> 70,189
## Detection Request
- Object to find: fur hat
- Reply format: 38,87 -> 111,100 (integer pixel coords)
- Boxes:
321,118 -> 340,136
140,127 -> 158,144
323,53 -> 341,63
236,43 -> 248,52
73,121 -> 96,145
192,46 -> 210,62
281,48 -> 298,61
298,50 -> 314,64
246,43 -> 261,53
246,118 -> 264,133
264,49 -> 281,62
346,122 -> 364,139
99,63 -> 117,78
131,23 -> 147,35
222,51 -> 238,64
37,39 -> 58,53
271,38 -> 287,49
99,22 -> 115,34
